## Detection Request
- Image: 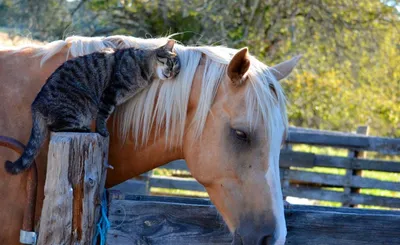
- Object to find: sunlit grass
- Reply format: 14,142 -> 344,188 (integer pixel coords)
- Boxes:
292,144 -> 348,157
360,189 -> 400,198
362,170 -> 399,182
314,200 -> 342,207
322,187 -> 344,191
151,187 -> 209,198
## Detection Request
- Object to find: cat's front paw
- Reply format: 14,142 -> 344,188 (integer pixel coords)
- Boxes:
96,127 -> 110,137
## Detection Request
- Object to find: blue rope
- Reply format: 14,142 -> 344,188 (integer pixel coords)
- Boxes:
93,191 -> 110,245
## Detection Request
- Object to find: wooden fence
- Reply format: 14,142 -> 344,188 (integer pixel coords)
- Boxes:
106,192 -> 400,245
112,126 -> 400,208
36,129 -> 400,244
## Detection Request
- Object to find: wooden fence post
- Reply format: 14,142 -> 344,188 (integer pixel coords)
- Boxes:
37,133 -> 109,245
342,126 -> 369,207
281,143 -> 292,200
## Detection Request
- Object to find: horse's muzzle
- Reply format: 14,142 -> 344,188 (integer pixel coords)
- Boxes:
232,223 -> 277,245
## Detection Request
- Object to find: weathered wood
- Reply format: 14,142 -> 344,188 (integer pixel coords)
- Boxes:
287,169 -> 400,191
343,126 -> 368,207
285,206 -> 400,244
108,190 -> 211,205
280,144 -> 293,200
149,176 -> 206,192
37,133 -> 109,245
280,150 -> 315,168
107,200 -> 230,245
284,186 -> 400,208
106,195 -> 400,245
109,179 -> 149,195
281,152 -> 400,172
313,154 -> 400,172
287,126 -> 400,155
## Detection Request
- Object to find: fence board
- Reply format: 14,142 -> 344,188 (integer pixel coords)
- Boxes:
109,190 -> 211,205
284,187 -> 400,208
106,196 -> 400,245
280,151 -> 315,168
159,159 -> 189,171
149,176 -> 206,192
159,160 -> 189,171
313,155 -> 400,172
159,153 -> 400,173
287,127 -> 400,155
287,170 -> 400,191
107,200 -> 230,245
109,179 -> 149,195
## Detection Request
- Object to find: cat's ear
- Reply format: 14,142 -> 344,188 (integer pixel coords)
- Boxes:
164,40 -> 175,52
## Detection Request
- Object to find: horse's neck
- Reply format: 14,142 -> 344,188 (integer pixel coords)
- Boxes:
105,59 -> 208,187
106,123 -> 184,186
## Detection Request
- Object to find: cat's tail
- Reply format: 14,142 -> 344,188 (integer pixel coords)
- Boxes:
5,111 -> 48,175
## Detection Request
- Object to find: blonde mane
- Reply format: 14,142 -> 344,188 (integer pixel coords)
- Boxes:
29,35 -> 288,148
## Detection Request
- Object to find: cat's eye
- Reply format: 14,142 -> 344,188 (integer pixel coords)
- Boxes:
157,57 -> 166,65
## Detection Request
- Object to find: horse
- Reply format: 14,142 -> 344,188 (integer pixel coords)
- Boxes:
0,35 -> 300,245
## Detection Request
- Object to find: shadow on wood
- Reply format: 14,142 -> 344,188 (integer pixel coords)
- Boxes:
106,192 -> 400,245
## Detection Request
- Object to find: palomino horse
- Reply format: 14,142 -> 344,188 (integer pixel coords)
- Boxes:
0,35 -> 300,245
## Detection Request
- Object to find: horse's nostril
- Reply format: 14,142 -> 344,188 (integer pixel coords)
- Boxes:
232,233 -> 273,245
260,235 -> 271,245
234,223 -> 276,245
231,232 -> 243,245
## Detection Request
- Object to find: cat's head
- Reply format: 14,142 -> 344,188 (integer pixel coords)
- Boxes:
154,40 -> 180,80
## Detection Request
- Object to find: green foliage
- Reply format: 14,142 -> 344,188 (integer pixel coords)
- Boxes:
1,0 -> 399,137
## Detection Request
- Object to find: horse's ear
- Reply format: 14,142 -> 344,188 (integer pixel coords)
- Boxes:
227,47 -> 250,86
164,40 -> 175,52
270,55 -> 302,81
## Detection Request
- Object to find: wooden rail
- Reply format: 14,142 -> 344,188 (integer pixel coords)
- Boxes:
287,127 -> 400,154
106,192 -> 400,245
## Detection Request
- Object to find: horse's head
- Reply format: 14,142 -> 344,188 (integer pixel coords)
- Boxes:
58,35 -> 300,244
184,48 -> 300,245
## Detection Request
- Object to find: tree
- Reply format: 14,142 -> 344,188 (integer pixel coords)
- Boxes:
1,0 -> 399,136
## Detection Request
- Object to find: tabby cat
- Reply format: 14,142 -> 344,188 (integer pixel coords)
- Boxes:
5,40 -> 180,175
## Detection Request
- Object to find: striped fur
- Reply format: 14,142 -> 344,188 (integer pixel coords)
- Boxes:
5,40 -> 180,175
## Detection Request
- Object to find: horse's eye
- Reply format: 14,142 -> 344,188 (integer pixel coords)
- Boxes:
234,129 -> 248,141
